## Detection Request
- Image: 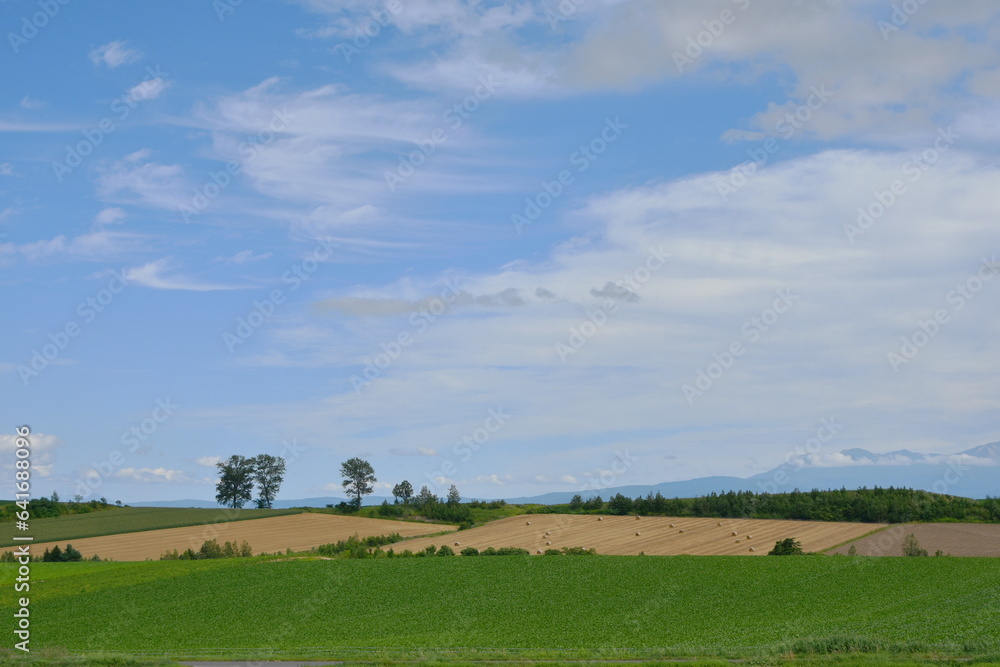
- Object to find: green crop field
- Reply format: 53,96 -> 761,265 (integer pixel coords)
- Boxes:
0,507 -> 302,548
3,555 -> 998,662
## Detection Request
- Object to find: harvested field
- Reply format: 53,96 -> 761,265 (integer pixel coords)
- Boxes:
14,513 -> 456,561
391,514 -> 885,555
829,522 -> 1000,556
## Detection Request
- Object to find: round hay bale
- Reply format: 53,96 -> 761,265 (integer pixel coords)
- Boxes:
537,549 -> 543,554
597,517 -> 603,521
545,541 -> 551,545
717,522 -> 723,526
746,535 -> 752,539
635,531 -> 641,536
545,531 -> 551,535
526,521 -> 531,525
678,529 -> 685,533
669,523 -> 675,528
735,539 -> 741,543
731,531 -> 738,536
454,542 -> 460,546
749,547 -> 756,552
635,515 -> 641,520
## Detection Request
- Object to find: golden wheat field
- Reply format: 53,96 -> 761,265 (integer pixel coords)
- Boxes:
394,514 -> 888,555
20,513 -> 456,561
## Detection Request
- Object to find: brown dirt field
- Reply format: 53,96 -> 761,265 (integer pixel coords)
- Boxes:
19,513 -> 456,561
393,514 -> 887,556
829,523 -> 1000,557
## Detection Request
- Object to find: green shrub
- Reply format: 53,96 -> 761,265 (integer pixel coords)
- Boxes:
560,546 -> 597,555
768,538 -> 804,556
436,545 -> 455,556
460,547 -> 479,556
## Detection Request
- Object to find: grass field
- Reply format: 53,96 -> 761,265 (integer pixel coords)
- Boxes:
0,507 -> 301,548
3,555 -> 998,661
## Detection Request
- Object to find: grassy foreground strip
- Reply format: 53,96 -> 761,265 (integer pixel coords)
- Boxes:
2,556 -> 999,661
0,507 -> 302,548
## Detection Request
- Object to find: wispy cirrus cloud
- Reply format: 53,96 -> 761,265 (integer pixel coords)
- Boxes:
124,258 -> 249,292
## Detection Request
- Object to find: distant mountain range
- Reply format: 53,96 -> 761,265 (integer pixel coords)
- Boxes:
132,441 -> 1000,508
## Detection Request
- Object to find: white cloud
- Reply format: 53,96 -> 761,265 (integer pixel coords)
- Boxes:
114,467 -> 188,483
89,40 -> 143,68
0,433 -> 64,477
19,96 -> 45,109
389,446 -> 438,456
94,207 -> 127,226
97,153 -> 189,210
196,455 -> 222,467
215,147 -> 1000,492
126,77 -> 170,103
0,162 -> 13,176
305,1 -> 1000,139
123,258 -> 247,292
16,231 -> 143,261
216,250 -> 273,264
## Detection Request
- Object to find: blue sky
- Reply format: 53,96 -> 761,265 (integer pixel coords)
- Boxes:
2,0 -> 999,504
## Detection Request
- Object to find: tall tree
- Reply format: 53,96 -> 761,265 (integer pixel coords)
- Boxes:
446,484 -> 461,505
215,455 -> 255,509
251,454 -> 286,509
414,485 -> 437,508
340,457 -> 376,510
392,480 -> 413,505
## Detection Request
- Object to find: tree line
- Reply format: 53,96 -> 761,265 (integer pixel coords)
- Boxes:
552,487 -> 1000,523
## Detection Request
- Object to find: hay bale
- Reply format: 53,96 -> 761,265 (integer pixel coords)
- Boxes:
735,539 -> 741,543
545,531 -> 551,535
717,522 -> 723,526
635,515 -> 641,520
669,523 -> 675,528
537,549 -> 543,554
526,521 -> 531,525
597,517 -> 603,521
454,542 -> 460,546
749,547 -> 756,552
635,531 -> 641,536
731,531 -> 738,536
545,541 -> 551,545
678,529 -> 685,533
746,535 -> 752,539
